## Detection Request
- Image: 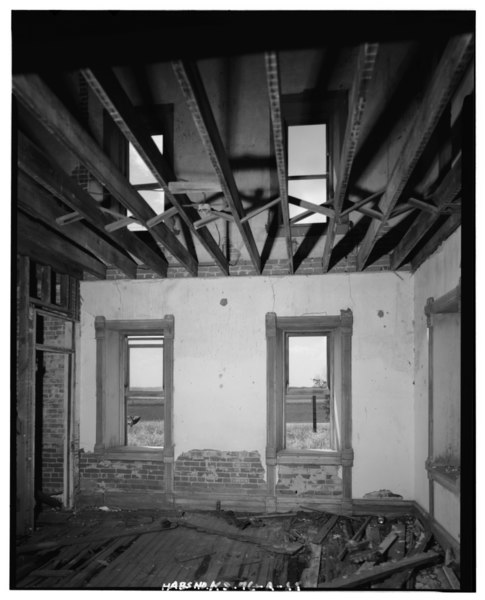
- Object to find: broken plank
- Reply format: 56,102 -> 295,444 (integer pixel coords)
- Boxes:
176,515 -> 303,555
318,551 -> 441,589
376,531 -> 399,556
311,514 -> 339,544
371,530 -> 433,589
442,565 -> 460,590
300,543 -> 322,589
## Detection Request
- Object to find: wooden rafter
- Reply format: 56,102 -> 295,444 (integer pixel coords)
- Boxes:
172,59 -> 261,273
13,73 -> 197,275
17,131 -> 168,277
356,34 -> 473,270
265,51 -> 293,273
18,211 -> 107,279
322,43 -> 379,272
82,67 -> 229,276
18,172 -> 138,278
390,157 -> 462,269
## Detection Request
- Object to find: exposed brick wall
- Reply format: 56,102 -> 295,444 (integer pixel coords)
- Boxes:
79,453 -> 165,495
276,464 -> 343,497
41,315 -> 67,494
174,450 -> 266,495
95,254 -> 398,282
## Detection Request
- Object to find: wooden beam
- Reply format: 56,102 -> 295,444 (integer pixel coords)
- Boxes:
340,189 -> 384,218
265,51 -> 293,273
407,197 -> 440,214
17,131 -> 167,277
18,212 -> 107,279
146,206 -> 179,228
289,202 -> 335,224
322,43 -> 379,271
168,180 -> 222,194
13,73 -> 197,275
357,34 -> 473,270
411,213 -> 461,271
172,59 -> 261,273
288,195 -> 335,218
390,158 -> 461,269
318,551 -> 441,589
16,256 -> 36,535
104,216 -> 140,232
82,67 -> 229,275
240,197 -> 281,224
18,172 -> 138,278
353,205 -> 384,221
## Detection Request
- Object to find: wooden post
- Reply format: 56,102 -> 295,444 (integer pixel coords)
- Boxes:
425,298 -> 435,518
94,317 -> 106,452
16,255 -> 36,534
265,313 -> 277,511
163,315 -> 175,503
340,309 -> 353,506
312,395 -> 317,433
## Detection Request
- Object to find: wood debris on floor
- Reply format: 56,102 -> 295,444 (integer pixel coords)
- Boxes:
14,506 -> 460,590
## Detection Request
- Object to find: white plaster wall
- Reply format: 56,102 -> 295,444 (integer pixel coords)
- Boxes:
79,271 -> 414,498
412,228 -> 461,517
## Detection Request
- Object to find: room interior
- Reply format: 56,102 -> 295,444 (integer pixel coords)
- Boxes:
12,10 -> 473,590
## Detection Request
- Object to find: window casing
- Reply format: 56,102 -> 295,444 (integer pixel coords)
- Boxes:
94,317 -> 174,458
266,311 -> 353,464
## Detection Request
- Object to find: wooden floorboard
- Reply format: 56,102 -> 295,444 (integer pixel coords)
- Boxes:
15,507 -> 453,590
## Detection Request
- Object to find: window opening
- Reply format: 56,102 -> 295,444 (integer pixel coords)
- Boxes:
128,134 -> 165,231
285,334 -> 330,450
287,124 -> 328,224
125,335 -> 164,447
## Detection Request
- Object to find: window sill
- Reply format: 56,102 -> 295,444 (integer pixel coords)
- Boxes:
96,446 -> 164,462
426,462 -> 460,496
277,449 -> 341,465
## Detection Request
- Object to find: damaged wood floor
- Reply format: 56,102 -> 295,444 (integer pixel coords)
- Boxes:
14,506 -> 460,590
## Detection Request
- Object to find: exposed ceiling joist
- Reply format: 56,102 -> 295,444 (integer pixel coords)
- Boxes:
322,42 -> 379,272
390,157 -> 462,269
356,34 -> 473,270
18,172 -> 138,279
265,51 -> 293,274
18,211 -> 107,279
13,73 -> 197,275
17,130 -> 168,277
172,59 -> 262,274
82,67 -> 229,276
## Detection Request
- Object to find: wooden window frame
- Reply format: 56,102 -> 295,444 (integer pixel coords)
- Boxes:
265,310 -> 354,506
424,283 -> 461,516
94,317 -> 174,463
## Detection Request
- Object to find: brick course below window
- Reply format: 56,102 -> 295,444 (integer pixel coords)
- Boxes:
174,450 -> 267,495
79,453 -> 165,495
276,464 -> 343,497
